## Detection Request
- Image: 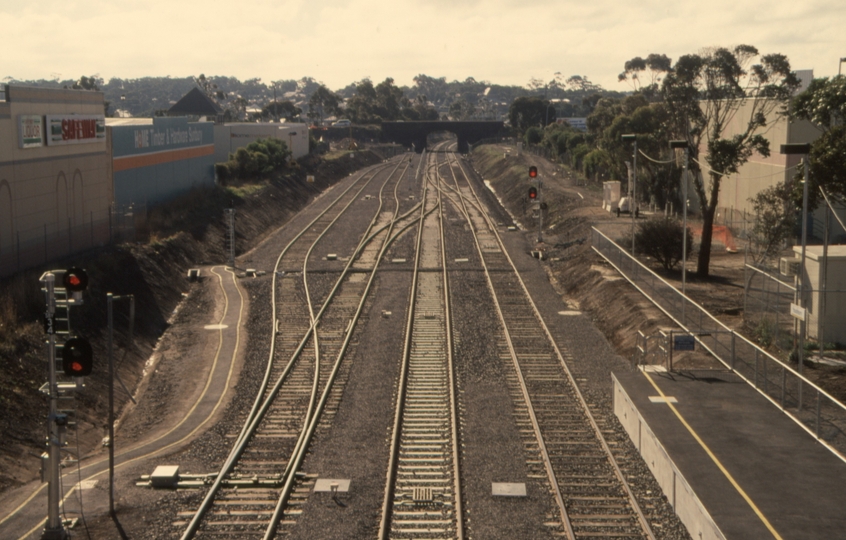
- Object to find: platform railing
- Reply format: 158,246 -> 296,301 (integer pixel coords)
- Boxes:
592,226 -> 846,461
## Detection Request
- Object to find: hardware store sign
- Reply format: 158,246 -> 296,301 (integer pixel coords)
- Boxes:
45,115 -> 106,146
18,115 -> 44,148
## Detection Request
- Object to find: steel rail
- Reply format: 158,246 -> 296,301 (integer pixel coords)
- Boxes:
449,154 -> 656,540
181,158 -> 410,539
262,153 -> 428,539
232,163 -> 392,452
436,153 -> 573,538
378,150 -> 437,540
434,150 -> 465,540
377,145 -> 464,539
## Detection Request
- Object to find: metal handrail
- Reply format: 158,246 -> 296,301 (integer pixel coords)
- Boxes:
591,226 -> 846,460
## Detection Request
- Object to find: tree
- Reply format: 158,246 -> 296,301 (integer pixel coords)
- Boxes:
748,183 -> 797,265
262,100 -> 302,122
218,137 -> 291,181
509,96 -> 552,135
345,79 -> 379,123
618,54 -> 672,99
654,45 -> 800,277
791,76 -> 846,209
448,98 -> 476,120
308,85 -> 341,125
194,74 -> 226,101
634,217 -> 693,270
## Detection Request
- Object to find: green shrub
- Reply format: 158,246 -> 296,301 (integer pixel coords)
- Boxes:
634,217 -> 693,270
525,126 -> 543,145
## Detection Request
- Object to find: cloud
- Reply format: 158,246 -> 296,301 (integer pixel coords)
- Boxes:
1,0 -> 844,91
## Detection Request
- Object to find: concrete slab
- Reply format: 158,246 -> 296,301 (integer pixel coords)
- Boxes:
491,483 -> 526,497
614,369 -> 846,540
313,479 -> 350,493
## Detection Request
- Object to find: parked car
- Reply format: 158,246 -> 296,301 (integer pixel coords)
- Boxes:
332,119 -> 351,127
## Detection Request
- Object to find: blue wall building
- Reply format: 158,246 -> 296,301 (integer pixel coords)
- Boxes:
108,117 -> 215,207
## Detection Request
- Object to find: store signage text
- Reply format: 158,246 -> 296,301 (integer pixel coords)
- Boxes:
18,115 -> 44,148
45,115 -> 105,146
134,127 -> 204,149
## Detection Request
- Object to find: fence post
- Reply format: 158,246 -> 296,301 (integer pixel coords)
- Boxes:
781,367 -> 786,409
763,352 -> 768,394
730,331 -> 736,371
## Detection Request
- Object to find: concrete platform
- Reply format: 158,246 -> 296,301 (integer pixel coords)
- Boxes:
613,368 -> 846,540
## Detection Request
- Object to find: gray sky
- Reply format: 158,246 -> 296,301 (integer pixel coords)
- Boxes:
2,0 -> 844,91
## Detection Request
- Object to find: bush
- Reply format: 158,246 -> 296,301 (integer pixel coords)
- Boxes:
525,126 -> 543,145
214,162 -> 232,184
634,217 -> 693,270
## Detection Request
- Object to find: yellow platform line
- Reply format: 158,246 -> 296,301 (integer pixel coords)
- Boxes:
642,370 -> 783,540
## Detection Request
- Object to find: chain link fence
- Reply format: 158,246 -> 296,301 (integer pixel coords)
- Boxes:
743,264 -> 796,351
592,226 -> 846,458
0,203 -> 146,278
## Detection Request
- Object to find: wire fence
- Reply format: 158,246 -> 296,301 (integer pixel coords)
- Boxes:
592,226 -> 846,460
743,263 -> 796,351
0,203 -> 146,278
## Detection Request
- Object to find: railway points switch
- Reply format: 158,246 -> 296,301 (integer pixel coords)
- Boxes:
326,254 -> 338,261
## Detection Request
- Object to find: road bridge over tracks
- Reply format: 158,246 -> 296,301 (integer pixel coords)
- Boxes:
381,120 -> 505,153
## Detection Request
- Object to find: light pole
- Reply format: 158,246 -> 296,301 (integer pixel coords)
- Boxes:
781,143 -> 811,407
545,103 -> 555,127
622,134 -> 637,256
839,57 -> 846,76
107,293 -> 134,519
670,140 -> 689,322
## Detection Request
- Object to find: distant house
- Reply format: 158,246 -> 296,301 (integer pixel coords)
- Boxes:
167,87 -> 223,121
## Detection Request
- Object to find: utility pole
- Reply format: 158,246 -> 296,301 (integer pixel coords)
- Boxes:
107,293 -> 134,518
670,140 -> 690,324
622,134 -> 637,256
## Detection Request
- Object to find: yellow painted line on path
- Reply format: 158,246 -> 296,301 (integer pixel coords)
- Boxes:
641,370 -> 783,540
13,266 -> 244,540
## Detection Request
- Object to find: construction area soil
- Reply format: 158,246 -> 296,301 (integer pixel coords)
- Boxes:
2,141 -> 845,538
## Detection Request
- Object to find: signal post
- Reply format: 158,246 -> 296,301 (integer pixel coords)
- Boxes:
528,166 -> 543,243
39,268 -> 91,540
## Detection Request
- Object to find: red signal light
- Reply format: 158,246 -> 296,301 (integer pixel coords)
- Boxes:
62,337 -> 94,377
63,268 -> 89,292
528,186 -> 538,199
528,166 -> 538,178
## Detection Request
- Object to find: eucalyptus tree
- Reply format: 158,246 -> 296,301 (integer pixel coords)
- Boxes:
623,45 -> 800,277
791,75 -> 846,209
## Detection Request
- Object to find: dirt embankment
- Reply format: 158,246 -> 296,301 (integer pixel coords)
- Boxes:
470,145 -> 846,400
470,145 -> 709,364
0,151 -> 383,495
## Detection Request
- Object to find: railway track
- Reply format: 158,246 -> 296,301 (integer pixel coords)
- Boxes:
379,148 -> 463,540
440,153 -> 656,540
179,155 -> 425,539
178,144 -> 659,540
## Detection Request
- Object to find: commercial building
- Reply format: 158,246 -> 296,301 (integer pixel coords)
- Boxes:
107,117 -> 215,207
213,123 -> 309,164
0,85 -> 111,276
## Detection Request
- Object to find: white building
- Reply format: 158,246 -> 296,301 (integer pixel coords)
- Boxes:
213,123 -> 309,164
